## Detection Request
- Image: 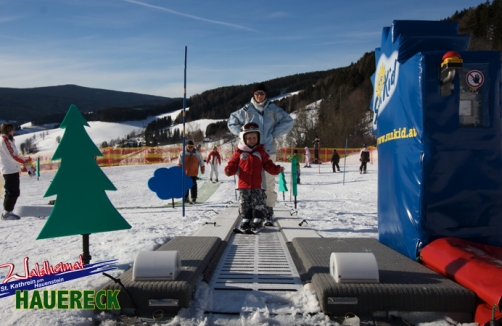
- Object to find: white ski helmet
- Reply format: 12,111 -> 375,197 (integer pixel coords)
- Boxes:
239,122 -> 260,145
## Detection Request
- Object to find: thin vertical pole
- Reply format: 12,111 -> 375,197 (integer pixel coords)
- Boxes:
182,46 -> 187,216
36,157 -> 40,181
81,234 -> 91,265
343,138 -> 348,185
290,169 -> 292,202
231,139 -> 237,201
318,144 -> 321,174
290,140 -> 293,202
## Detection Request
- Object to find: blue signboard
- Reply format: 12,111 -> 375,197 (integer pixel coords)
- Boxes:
371,21 -> 502,259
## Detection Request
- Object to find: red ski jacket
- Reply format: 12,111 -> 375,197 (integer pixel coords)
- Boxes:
206,151 -> 221,165
225,143 -> 281,189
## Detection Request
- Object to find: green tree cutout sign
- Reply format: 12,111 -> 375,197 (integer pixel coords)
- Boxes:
37,104 -> 131,240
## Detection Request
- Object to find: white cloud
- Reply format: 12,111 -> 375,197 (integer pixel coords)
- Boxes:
123,0 -> 258,32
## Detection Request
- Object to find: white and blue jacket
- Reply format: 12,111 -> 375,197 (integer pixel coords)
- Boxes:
227,99 -> 294,155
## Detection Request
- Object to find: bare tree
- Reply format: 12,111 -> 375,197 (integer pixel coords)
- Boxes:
21,138 -> 38,154
287,102 -> 318,147
186,122 -> 204,143
322,87 -> 371,147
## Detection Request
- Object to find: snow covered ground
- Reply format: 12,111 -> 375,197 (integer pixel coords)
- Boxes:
0,144 -> 381,325
1,110 -> 476,325
0,146 -> 477,326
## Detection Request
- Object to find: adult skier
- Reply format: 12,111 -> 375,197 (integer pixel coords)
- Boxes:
0,123 -> 34,220
359,144 -> 371,174
227,83 -> 294,226
177,140 -> 205,203
312,135 -> 321,164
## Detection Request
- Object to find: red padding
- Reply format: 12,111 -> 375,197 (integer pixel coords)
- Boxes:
420,237 -> 502,310
475,301 -> 502,326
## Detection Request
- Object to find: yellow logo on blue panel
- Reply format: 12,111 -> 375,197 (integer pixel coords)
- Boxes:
372,51 -> 400,130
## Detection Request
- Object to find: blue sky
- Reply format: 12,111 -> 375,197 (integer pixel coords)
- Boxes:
0,0 -> 485,98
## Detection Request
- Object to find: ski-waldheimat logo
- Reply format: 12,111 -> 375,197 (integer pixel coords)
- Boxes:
0,255 -> 117,299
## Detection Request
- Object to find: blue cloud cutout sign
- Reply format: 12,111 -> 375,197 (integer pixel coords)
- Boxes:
148,166 -> 193,200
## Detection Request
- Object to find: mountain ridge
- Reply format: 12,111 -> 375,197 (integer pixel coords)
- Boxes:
0,84 -> 178,122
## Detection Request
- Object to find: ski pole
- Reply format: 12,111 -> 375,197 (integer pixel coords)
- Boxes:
181,46 -> 188,217
231,139 -> 237,201
36,157 -> 40,181
343,138 -> 348,185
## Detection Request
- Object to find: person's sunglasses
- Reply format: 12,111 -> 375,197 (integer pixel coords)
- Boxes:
187,145 -> 194,148
254,92 -> 266,96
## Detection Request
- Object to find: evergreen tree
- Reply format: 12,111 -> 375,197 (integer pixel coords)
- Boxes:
38,104 -> 131,239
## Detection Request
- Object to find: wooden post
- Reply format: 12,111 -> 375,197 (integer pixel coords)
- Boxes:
82,234 -> 91,265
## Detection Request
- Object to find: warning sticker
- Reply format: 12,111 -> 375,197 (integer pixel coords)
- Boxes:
466,70 -> 484,89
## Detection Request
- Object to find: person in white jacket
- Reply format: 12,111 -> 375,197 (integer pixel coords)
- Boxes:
0,123 -> 34,220
227,83 -> 294,226
304,147 -> 311,168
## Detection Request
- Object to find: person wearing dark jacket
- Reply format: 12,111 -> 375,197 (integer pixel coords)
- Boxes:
359,144 -> 371,174
312,136 -> 321,164
330,149 -> 341,172
224,122 -> 283,232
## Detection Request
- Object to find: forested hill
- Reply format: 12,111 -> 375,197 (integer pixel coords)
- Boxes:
1,84 -> 177,122
185,68 -> 343,120
449,0 -> 502,50
27,69 -> 341,127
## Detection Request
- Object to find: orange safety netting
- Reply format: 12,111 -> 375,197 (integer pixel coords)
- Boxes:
21,146 -> 375,172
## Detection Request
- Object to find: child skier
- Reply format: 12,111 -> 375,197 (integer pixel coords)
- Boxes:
331,149 -> 341,172
224,122 -> 283,232
206,146 -> 221,182
303,147 -> 311,168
